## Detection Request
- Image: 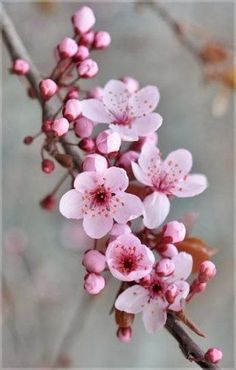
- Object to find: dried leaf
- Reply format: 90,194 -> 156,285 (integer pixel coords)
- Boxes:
175,311 -> 206,337
200,42 -> 229,64
115,309 -> 135,328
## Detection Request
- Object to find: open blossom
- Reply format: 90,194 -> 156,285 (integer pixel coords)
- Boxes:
115,252 -> 192,334
132,143 -> 208,229
106,233 -> 155,281
81,79 -> 163,141
59,167 -> 143,239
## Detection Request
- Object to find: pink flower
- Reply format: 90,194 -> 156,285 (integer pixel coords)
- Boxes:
106,233 -> 155,281
132,143 -> 208,228
115,252 -> 192,333
81,80 -> 162,141
59,167 -> 143,239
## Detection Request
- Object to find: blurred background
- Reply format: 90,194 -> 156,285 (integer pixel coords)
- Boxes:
2,1 -> 234,369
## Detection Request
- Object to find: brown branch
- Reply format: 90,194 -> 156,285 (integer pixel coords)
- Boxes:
1,5 -> 221,369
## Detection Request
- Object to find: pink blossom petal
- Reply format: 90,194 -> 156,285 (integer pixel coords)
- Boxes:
131,162 -> 152,186
171,252 -> 193,281
134,112 -> 163,136
129,86 -> 160,117
103,79 -> 129,116
168,281 -> 190,311
81,99 -> 112,123
109,123 -> 139,141
113,192 -> 143,224
163,149 -> 193,183
172,174 -> 208,198
74,171 -> 102,193
142,297 -> 167,334
138,143 -> 161,174
103,167 -> 129,192
59,190 -> 83,219
143,191 -> 170,229
83,214 -> 113,239
115,285 -> 149,314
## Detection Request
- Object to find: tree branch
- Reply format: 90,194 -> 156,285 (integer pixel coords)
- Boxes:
1,5 -> 221,369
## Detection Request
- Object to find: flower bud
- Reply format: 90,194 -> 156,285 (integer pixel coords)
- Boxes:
93,31 -> 111,49
79,138 -> 95,153
52,118 -> 69,136
72,6 -> 96,35
39,79 -> 58,100
165,284 -> 178,304
204,348 -> 223,364
84,273 -> 105,295
41,159 -> 55,174
57,37 -> 78,59
121,76 -> 139,93
77,58 -> 98,78
118,151 -> 139,172
64,87 -> 80,101
63,99 -> 82,122
117,327 -> 132,343
86,86 -> 104,100
82,249 -> 106,273
190,279 -> 207,294
198,261 -> 216,283
139,274 -> 152,287
23,136 -> 34,145
40,195 -> 56,210
96,130 -> 121,154
109,223 -> 131,239
42,119 -> 53,133
162,221 -> 186,244
73,45 -> 90,62
83,153 -> 107,172
155,258 -> 175,277
12,59 -> 29,75
157,243 -> 178,258
80,31 -> 95,47
74,116 -> 94,138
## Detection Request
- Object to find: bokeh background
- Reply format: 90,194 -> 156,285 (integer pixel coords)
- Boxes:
2,1 -> 234,369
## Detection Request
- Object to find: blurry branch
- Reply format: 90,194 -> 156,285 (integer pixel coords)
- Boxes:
1,6 -> 220,369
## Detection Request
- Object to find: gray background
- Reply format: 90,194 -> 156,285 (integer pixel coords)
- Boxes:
2,1 -> 234,369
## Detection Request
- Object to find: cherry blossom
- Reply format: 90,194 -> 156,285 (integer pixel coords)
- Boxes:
106,233 -> 155,281
59,167 -> 143,239
115,252 -> 193,333
81,79 -> 163,141
132,143 -> 208,229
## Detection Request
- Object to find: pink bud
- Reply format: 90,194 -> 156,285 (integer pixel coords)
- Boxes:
162,221 -> 186,244
198,261 -> 216,283
86,86 -> 104,100
74,116 -> 94,138
118,151 -> 139,172
165,284 -> 178,304
39,79 -> 58,100
72,6 -> 96,35
109,223 -> 131,239
139,274 -> 152,287
79,138 -> 95,153
83,153 -> 107,172
80,31 -> 95,47
64,87 -> 80,101
121,76 -> 139,93
42,119 -> 53,133
40,195 -> 57,211
23,136 -> 34,145
57,37 -> 78,59
204,348 -> 223,364
93,31 -> 111,49
190,279 -> 207,294
84,273 -> 105,295
12,59 -> 29,75
42,159 -> 55,174
82,249 -> 106,273
52,118 -> 69,136
63,99 -> 82,122
155,258 -> 175,277
96,130 -> 121,154
158,243 -> 178,258
117,327 -> 132,343
73,45 -> 90,62
77,59 -> 98,78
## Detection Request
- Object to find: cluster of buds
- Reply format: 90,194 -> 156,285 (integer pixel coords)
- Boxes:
187,260 -> 216,301
82,249 -> 106,294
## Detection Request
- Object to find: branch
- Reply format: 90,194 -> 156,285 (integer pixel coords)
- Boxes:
1,5 -> 221,370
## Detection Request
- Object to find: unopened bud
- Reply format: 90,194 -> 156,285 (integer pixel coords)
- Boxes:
12,59 -> 29,75
162,221 -> 186,244
82,249 -> 106,273
23,136 -> 34,145
41,159 -> 55,174
204,348 -> 223,364
84,273 -> 105,295
39,79 -> 58,100
117,327 -> 132,343
40,195 -> 57,211
57,37 -> 78,59
198,261 -> 216,283
79,138 -> 95,153
155,258 -> 175,277
77,58 -> 98,78
93,31 -> 111,49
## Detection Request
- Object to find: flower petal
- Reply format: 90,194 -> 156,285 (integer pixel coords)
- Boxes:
131,162 -> 152,186
171,252 -> 193,281
134,112 -> 163,136
59,190 -> 83,219
162,149 -> 193,183
109,123 -> 139,141
138,143 -> 161,175
103,79 -> 129,116
142,297 -> 167,334
172,174 -> 208,198
113,192 -> 143,224
168,281 -> 190,311
81,99 -> 112,123
103,167 -> 129,192
143,191 -> 170,229
115,285 -> 149,314
129,86 -> 160,117
74,171 -> 102,193
83,214 -> 113,239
